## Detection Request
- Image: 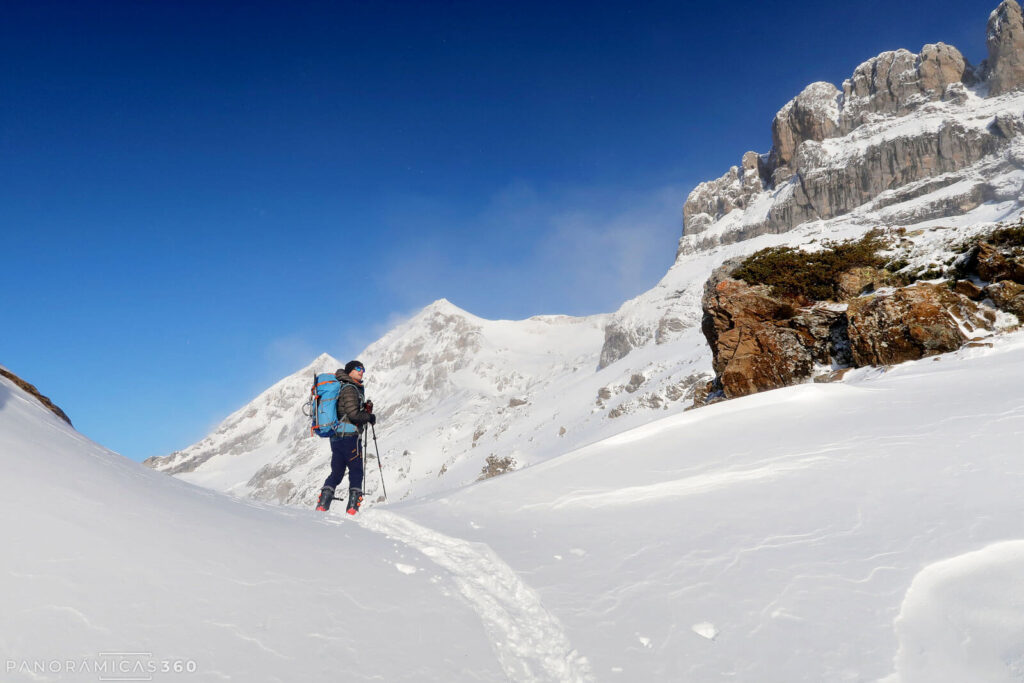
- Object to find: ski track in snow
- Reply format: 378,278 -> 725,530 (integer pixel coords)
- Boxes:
359,509 -> 593,683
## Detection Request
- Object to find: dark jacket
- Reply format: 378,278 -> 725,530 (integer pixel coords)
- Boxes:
334,373 -> 372,431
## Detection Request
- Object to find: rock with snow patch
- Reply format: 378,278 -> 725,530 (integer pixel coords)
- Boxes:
841,45 -> 973,131
846,284 -> 994,366
682,151 -> 768,236
772,81 -> 841,168
836,266 -> 892,299
974,240 -> 1024,283
953,279 -> 986,300
986,0 -> 1024,96
599,322 -> 643,368
700,273 -> 841,398
985,279 -> 1024,317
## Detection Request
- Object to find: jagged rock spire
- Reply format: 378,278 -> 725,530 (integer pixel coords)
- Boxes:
987,0 -> 1024,96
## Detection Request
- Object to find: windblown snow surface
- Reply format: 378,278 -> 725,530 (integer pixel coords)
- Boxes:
4,326 -> 1024,681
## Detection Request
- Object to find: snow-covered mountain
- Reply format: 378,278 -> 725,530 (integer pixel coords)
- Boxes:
147,300 -> 713,505
148,1 -> 1024,508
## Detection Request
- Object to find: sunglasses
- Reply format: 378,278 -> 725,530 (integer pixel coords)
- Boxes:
353,367 -> 365,372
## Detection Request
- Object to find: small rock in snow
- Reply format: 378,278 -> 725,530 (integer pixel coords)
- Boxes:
692,622 -> 719,640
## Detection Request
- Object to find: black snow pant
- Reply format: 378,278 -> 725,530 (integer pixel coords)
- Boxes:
324,432 -> 364,491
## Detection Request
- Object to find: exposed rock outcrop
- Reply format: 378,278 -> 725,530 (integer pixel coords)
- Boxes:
700,272 -> 844,398
599,322 -> 644,368
772,82 -> 841,168
683,151 -> 768,236
971,240 -> 1024,282
986,279 -> 1024,316
846,284 -> 994,366
699,227 -> 1024,401
701,274 -> 997,399
841,45 -> 973,130
0,367 -> 72,426
607,3 -> 1024,377
987,0 -> 1024,96
478,454 -> 517,481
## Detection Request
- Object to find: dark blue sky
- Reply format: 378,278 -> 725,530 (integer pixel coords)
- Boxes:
1,0 -> 992,459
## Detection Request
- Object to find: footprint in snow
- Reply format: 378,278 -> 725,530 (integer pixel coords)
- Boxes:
360,509 -> 593,682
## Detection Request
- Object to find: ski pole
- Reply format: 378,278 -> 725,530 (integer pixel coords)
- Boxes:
360,427 -> 371,496
370,423 -> 388,502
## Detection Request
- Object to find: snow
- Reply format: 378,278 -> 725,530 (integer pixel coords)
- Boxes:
362,510 -> 592,682
887,541 -> 1024,683
818,88 -> 1024,166
388,330 -> 1024,681
6,316 -> 1024,681
0,373 -> 508,682
692,622 -> 719,641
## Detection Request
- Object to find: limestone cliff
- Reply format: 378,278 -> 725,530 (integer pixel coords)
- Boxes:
681,1 -> 1024,252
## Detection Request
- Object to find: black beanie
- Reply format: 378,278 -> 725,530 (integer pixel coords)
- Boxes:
343,360 -> 365,374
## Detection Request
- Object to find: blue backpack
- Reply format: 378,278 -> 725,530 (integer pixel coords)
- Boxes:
307,373 -> 359,438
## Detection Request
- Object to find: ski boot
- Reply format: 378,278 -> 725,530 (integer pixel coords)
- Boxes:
316,486 -> 335,511
346,488 -> 363,515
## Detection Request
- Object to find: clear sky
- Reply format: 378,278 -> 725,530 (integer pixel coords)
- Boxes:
1,0 -> 992,460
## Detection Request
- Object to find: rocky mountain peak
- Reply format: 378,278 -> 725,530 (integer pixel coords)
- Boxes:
679,1 -> 1024,255
771,81 -> 841,168
767,43 -> 976,175
841,44 -> 973,127
987,0 -> 1024,96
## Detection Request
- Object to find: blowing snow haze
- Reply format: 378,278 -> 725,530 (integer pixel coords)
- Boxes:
5,1 -> 1024,681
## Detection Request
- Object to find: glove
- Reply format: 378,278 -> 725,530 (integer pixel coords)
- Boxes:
367,413 -> 377,426
364,400 -> 374,414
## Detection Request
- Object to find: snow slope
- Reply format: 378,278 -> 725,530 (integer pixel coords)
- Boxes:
377,329 -> 1024,682
0,372 -> 590,682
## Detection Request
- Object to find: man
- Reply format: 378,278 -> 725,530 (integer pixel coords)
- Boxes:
315,360 -> 377,514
